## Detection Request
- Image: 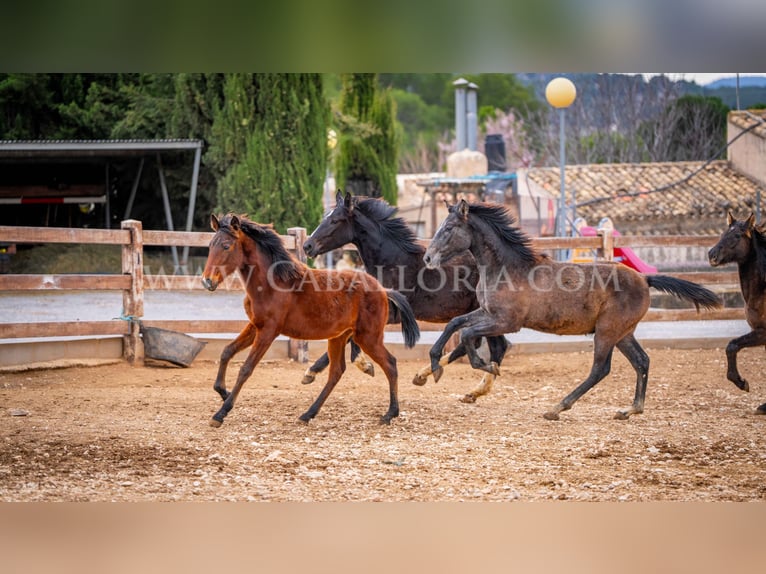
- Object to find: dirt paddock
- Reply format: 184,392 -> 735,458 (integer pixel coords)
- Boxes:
1,347 -> 765,501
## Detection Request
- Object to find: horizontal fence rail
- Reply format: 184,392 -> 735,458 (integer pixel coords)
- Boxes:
0,221 -> 743,364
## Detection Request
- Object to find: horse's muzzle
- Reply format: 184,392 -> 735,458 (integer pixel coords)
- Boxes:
201,277 -> 218,291
423,252 -> 440,269
707,249 -> 720,267
303,239 -> 317,258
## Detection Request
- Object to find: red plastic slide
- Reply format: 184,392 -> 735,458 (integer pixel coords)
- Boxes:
578,226 -> 657,274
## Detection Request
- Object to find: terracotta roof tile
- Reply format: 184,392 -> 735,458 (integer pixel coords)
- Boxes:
526,160 -> 765,235
728,110 -> 766,140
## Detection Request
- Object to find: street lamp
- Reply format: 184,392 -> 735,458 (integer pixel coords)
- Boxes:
545,77 -> 576,257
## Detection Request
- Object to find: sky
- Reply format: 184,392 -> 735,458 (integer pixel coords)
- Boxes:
641,73 -> 765,85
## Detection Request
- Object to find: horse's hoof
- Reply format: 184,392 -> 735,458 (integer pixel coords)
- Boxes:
729,375 -> 749,392
298,412 -> 312,423
543,411 -> 560,421
379,415 -> 394,425
354,359 -> 375,377
432,366 -> 444,383
411,373 -> 428,386
613,411 -> 630,420
755,403 -> 766,415
209,418 -> 222,428
490,362 -> 500,376
301,373 -> 316,385
460,394 -> 477,404
297,416 -> 310,425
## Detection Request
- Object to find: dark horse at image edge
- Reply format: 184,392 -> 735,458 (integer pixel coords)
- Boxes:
708,211 -> 766,414
424,200 -> 722,420
303,191 -> 511,403
201,213 -> 420,426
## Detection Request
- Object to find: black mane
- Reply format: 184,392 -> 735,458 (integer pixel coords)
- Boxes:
466,202 -> 538,266
753,224 -> 766,279
220,214 -> 303,283
354,197 -> 423,255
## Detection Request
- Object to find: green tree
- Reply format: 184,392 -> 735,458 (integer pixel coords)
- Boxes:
335,73 -> 398,204
211,74 -> 329,232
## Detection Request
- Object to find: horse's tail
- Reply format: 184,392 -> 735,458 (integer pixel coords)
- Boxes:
646,275 -> 722,311
386,290 -> 420,348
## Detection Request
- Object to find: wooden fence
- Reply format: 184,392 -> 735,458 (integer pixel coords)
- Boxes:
0,221 -> 743,364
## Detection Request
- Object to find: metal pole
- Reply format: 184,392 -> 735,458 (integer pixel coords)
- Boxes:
558,108 -> 566,234
181,145 -> 202,270
466,82 -> 478,151
557,108 -> 567,260
453,78 -> 468,151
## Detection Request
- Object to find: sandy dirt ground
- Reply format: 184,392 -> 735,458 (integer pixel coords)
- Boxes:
1,348 -> 765,501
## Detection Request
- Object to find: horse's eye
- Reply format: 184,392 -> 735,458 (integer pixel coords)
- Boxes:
330,219 -> 338,225
222,242 -> 231,251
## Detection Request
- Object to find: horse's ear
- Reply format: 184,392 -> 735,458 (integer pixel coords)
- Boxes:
335,189 -> 344,206
727,210 -> 735,226
457,199 -> 469,219
344,191 -> 353,211
210,214 -> 220,231
230,215 -> 241,231
746,213 -> 756,230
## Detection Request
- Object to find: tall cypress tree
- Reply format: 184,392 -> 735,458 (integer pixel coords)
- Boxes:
335,73 -> 398,205
211,74 -> 329,232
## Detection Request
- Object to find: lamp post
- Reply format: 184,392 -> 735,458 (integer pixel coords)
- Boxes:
545,77 -> 577,258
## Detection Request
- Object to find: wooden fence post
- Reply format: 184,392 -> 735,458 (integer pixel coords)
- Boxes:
597,228 -> 614,262
121,219 -> 145,365
287,227 -> 309,363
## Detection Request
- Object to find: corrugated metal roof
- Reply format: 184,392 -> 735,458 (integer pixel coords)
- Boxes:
0,139 -> 203,157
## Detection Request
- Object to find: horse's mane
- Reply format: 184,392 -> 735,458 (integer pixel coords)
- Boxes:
466,202 -> 539,266
219,213 -> 303,283
752,224 -> 766,279
353,197 -> 423,255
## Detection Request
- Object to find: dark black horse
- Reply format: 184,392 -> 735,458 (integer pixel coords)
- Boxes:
303,191 -> 510,403
708,211 -> 766,414
424,200 -> 722,420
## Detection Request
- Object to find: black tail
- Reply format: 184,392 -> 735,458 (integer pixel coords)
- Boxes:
386,290 -> 420,348
646,275 -> 722,311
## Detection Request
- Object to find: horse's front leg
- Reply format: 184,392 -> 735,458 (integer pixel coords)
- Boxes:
725,329 -> 766,392
214,322 -> 257,401
461,335 -> 511,404
427,312 -> 480,383
460,320 -> 503,377
210,328 -> 275,428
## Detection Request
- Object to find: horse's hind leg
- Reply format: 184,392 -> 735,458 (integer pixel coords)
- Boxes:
301,352 -> 329,385
461,336 -> 511,404
211,330 -> 275,427
355,335 -> 399,424
614,333 -> 650,420
725,329 -> 766,392
544,338 -> 615,421
303,340 -> 373,385
350,339 -> 375,378
299,336 -> 348,423
214,322 -> 257,401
